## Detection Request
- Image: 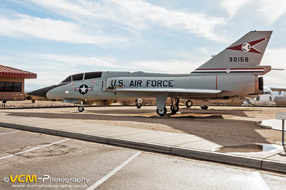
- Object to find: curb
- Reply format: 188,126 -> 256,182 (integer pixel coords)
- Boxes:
262,160 -> 286,173
0,122 -> 284,174
108,138 -> 171,153
171,147 -> 262,169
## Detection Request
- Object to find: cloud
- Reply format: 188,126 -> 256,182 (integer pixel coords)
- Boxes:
129,60 -> 201,74
0,53 -> 121,90
220,0 -> 286,23
25,0 -> 228,42
0,51 -> 206,90
256,0 -> 286,23
2,47 -> 285,91
220,0 -> 250,17
263,48 -> 286,69
0,14 -> 127,46
262,48 -> 286,87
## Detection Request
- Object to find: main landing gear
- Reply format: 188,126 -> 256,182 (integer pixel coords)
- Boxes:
156,107 -> 167,116
200,101 -> 209,110
185,100 -> 193,108
155,97 -> 180,117
170,98 -> 180,114
200,105 -> 208,110
78,106 -> 85,112
135,98 -> 143,109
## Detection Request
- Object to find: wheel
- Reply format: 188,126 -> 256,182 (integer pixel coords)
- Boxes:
78,106 -> 85,112
156,107 -> 167,116
201,105 -> 208,110
186,100 -> 193,108
170,105 -> 179,114
136,103 -> 142,109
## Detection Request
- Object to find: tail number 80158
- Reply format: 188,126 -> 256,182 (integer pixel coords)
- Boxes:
229,57 -> 249,62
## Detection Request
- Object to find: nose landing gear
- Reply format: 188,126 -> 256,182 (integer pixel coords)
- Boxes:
78,100 -> 85,112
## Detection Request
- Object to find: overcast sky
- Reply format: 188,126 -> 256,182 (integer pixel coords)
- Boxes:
0,0 -> 286,91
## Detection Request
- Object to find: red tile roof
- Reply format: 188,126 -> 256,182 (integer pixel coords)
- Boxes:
0,65 -> 37,79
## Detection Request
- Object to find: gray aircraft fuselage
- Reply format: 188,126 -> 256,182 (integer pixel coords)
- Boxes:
29,31 -> 273,116
46,71 -> 259,101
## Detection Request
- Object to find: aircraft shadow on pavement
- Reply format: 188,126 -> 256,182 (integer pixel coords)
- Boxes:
179,108 -> 254,117
87,107 -> 258,117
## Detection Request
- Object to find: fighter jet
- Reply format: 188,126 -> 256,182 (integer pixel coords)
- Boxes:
29,31 -> 273,116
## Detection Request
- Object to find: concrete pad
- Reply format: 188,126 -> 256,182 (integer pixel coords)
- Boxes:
145,133 -> 205,146
257,119 -> 285,131
115,130 -> 202,146
118,130 -> 174,139
66,125 -> 149,137
176,138 -> 220,151
230,145 -> 283,160
56,130 -> 109,144
177,139 -> 284,161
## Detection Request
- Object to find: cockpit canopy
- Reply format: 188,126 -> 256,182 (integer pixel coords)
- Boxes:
61,72 -> 102,83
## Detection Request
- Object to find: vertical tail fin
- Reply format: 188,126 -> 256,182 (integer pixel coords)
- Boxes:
192,31 -> 272,74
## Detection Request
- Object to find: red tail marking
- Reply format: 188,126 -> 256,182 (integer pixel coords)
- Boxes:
227,38 -> 266,54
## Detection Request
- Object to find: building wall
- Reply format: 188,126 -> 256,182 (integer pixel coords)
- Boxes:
0,78 -> 25,101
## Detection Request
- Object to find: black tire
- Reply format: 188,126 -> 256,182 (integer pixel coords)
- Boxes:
170,105 -> 179,114
156,107 -> 167,116
201,105 -> 208,110
136,103 -> 142,109
78,106 -> 85,112
186,100 -> 193,108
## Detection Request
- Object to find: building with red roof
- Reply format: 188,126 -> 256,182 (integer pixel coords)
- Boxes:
0,65 -> 37,101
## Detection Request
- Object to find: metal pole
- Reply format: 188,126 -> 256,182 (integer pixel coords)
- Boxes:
283,119 -> 285,146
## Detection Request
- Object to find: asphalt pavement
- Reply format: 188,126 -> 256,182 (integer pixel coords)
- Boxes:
0,127 -> 286,190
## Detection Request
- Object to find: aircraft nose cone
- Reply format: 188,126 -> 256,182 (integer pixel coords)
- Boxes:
28,85 -> 58,98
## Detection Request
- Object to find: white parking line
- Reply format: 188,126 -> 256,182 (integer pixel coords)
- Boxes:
0,131 -> 18,136
86,151 -> 141,190
0,139 -> 69,161
252,172 -> 270,190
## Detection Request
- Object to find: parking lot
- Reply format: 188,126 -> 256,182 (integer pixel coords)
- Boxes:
1,126 -> 286,190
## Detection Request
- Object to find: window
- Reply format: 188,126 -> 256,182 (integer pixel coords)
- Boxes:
5,82 -> 13,92
14,82 -> 22,92
0,82 -> 4,92
85,72 -> 102,80
61,76 -> 72,83
256,96 -> 260,101
0,82 -> 22,92
72,73 -> 84,81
